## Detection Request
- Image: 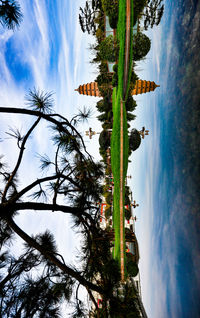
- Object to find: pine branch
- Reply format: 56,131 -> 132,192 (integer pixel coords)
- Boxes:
5,217 -> 104,295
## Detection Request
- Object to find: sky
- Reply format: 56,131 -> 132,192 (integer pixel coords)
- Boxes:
0,0 -> 163,314
131,1 -> 200,317
1,0 -> 199,317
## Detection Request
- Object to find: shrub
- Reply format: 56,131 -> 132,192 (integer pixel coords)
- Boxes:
98,84 -> 113,98
125,208 -> 131,220
102,121 -> 113,130
96,99 -> 112,113
109,14 -> 118,29
129,129 -> 141,152
97,110 -> 113,123
125,95 -> 137,112
99,129 -> 111,150
133,32 -> 151,61
96,28 -> 104,42
98,61 -> 109,74
102,0 -> 119,28
133,0 -> 146,25
105,165 -> 112,175
127,112 -> 136,122
99,35 -> 119,62
112,71 -> 118,87
96,73 -> 111,86
105,192 -> 112,205
105,206 -> 112,218
127,261 -> 139,277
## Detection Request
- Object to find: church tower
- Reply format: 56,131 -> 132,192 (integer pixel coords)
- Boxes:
75,80 -> 159,97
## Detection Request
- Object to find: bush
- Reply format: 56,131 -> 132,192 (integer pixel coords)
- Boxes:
102,121 -> 112,130
98,84 -> 113,99
102,0 -> 119,28
113,63 -> 118,72
96,28 -> 104,42
98,61 -> 109,74
126,253 -> 139,277
129,129 -> 141,152
125,95 -> 137,112
125,194 -> 131,206
133,0 -> 146,25
96,99 -> 112,113
99,35 -> 119,62
97,110 -> 113,123
133,32 -> 151,61
127,112 -> 136,122
96,73 -> 111,86
105,192 -> 112,205
109,14 -> 118,29
99,129 -> 111,151
127,261 -> 139,277
112,71 -> 118,87
105,206 -> 112,218
125,208 -> 131,220
105,165 -> 112,175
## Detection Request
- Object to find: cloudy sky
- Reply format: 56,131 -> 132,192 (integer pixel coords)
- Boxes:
0,0 -> 103,312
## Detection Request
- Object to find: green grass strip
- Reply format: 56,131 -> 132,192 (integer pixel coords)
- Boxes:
125,0 -> 134,101
117,0 -> 126,97
111,0 -> 134,276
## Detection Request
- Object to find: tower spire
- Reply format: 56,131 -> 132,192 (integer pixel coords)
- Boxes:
75,80 -> 160,97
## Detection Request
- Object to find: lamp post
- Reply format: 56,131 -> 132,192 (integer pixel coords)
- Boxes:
85,127 -> 100,139
139,126 -> 149,139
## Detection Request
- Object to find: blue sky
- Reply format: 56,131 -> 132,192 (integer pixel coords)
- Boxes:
0,0 -> 102,312
0,0 -> 164,314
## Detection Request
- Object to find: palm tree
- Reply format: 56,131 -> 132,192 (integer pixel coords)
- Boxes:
0,0 -> 23,30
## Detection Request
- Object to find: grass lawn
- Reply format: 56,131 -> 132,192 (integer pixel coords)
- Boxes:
111,0 -> 133,272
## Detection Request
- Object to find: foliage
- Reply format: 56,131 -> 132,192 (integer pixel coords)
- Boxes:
105,206 -> 112,218
105,192 -> 112,205
79,0 -> 102,35
95,27 -> 104,42
0,90 -> 116,315
133,32 -> 151,61
97,110 -> 112,123
126,253 -> 139,277
142,0 -> 164,30
99,129 -> 111,150
112,64 -> 118,87
109,280 -> 141,317
98,84 -> 113,99
133,0 -> 146,25
96,73 -> 111,86
125,208 -> 131,220
127,112 -> 136,122
0,0 -> 23,30
102,0 -> 119,28
102,120 -> 113,130
129,70 -> 139,91
96,99 -> 112,113
125,95 -> 137,112
129,129 -> 141,152
99,35 -> 119,62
